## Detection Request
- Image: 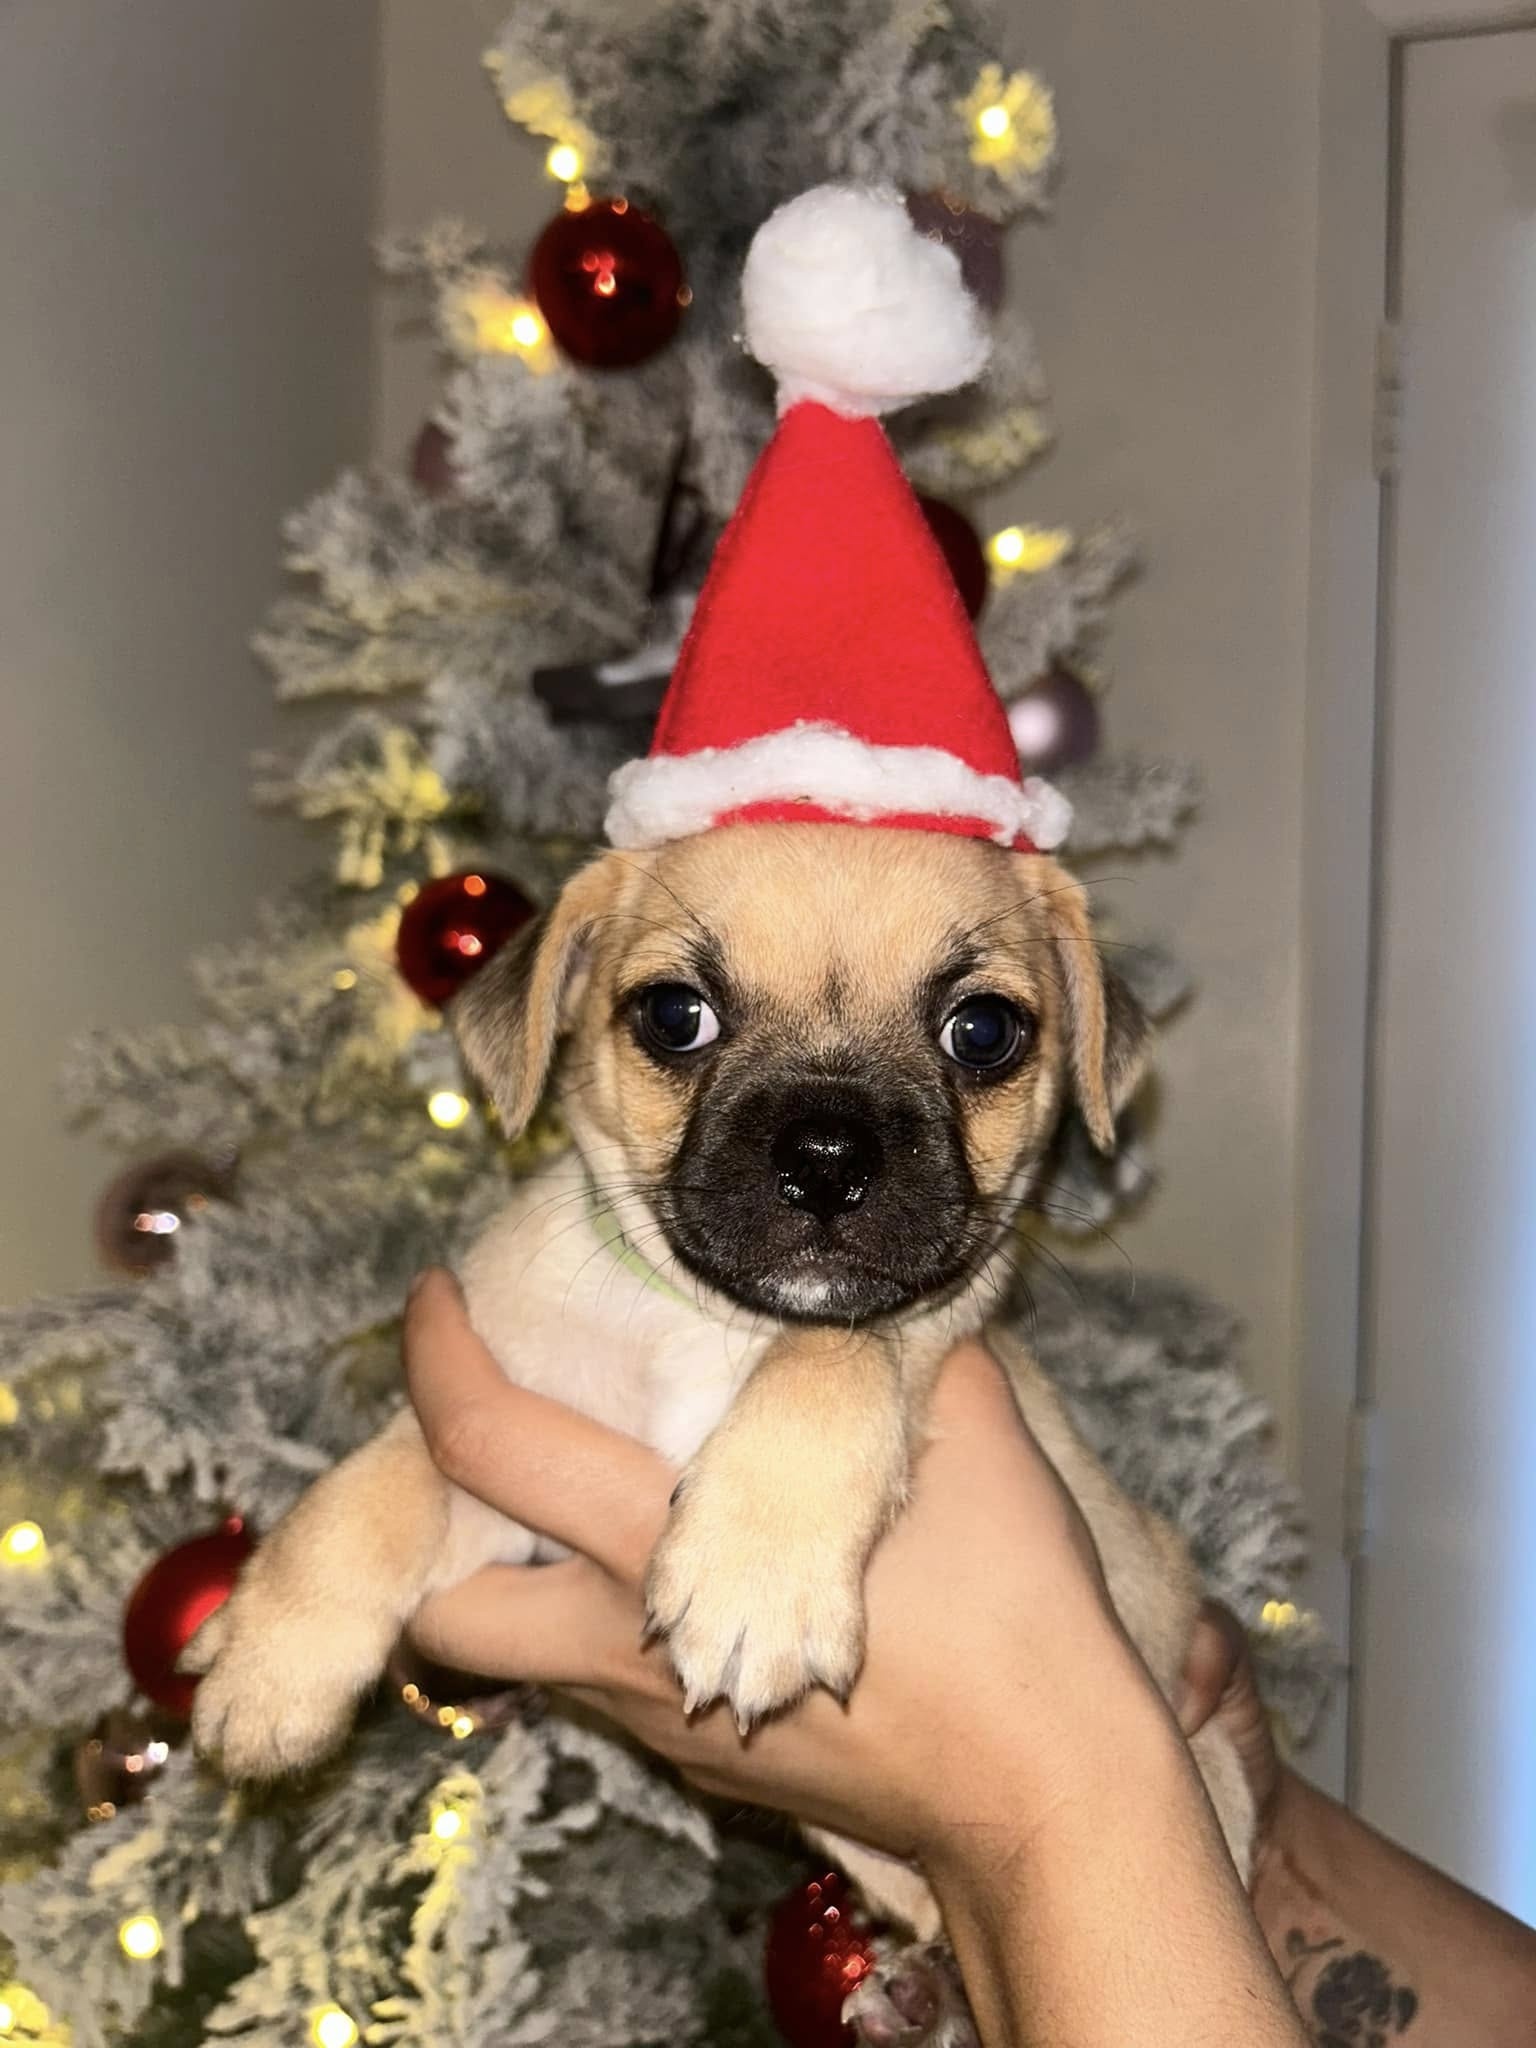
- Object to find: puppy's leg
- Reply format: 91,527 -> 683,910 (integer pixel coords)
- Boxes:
188,1409 -> 530,1779
645,1325 -> 915,1726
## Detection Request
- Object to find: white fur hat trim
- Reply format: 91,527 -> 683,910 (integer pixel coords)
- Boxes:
604,722 -> 1072,851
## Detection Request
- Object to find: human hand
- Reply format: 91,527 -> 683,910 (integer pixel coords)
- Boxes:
1175,1598 -> 1284,1837
403,1268 -> 1171,1874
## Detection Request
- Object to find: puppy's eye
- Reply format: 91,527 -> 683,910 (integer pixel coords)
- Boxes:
939,995 -> 1029,1073
636,983 -> 721,1056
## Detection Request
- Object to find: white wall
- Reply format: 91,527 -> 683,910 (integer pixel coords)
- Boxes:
997,2 -> 1322,1444
0,1 -> 376,1298
371,0 -> 1324,1439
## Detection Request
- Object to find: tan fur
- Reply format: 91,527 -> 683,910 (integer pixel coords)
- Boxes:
191,823 -> 1250,1928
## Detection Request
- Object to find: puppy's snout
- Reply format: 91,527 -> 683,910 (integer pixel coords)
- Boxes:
771,1113 -> 883,1224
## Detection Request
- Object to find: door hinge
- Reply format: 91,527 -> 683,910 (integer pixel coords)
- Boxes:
1372,321 -> 1405,483
1343,1402 -> 1381,1561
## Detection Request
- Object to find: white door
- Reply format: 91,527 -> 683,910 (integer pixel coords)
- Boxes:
1358,25 -> 1536,1922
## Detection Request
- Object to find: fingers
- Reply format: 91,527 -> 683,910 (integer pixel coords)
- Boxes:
410,1559 -> 641,1689
1175,1600 -> 1248,1736
403,1268 -> 673,1580
925,1338 -> 1031,1441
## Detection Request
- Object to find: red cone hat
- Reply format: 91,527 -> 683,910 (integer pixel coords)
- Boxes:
604,185 -> 1070,855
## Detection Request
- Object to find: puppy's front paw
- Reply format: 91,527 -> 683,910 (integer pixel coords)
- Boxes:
644,1463 -> 867,1727
189,1588 -> 384,1781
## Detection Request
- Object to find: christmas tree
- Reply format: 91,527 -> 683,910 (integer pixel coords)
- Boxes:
0,6 -> 1329,2043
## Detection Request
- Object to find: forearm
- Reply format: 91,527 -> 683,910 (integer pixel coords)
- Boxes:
928,1675 -> 1306,2048
1254,1769 -> 1536,2047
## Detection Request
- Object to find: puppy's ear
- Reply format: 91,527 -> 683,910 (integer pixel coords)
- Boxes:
451,854 -> 624,1137
1017,854 -> 1148,1155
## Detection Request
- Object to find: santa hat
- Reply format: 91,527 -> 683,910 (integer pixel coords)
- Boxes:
604,185 -> 1071,855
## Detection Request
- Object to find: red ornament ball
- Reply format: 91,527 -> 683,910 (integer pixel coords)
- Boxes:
764,1870 -> 877,2048
395,871 -> 536,1009
905,191 -> 1005,309
94,1148 -> 239,1277
529,198 -> 687,369
917,495 -> 989,620
75,1706 -> 177,1822
1007,664 -> 1102,776
410,419 -> 458,498
122,1518 -> 255,1718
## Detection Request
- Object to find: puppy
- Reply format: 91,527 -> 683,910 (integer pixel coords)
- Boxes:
189,821 -> 1253,1940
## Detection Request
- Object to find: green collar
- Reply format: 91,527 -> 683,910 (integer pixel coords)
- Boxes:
584,1181 -> 699,1312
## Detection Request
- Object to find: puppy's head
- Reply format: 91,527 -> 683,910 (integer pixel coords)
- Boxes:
454,825 -> 1145,1322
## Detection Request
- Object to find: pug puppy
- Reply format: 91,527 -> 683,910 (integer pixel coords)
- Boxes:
188,821 -> 1253,1938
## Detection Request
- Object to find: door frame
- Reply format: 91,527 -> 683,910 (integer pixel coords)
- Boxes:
1299,1 -> 1536,1801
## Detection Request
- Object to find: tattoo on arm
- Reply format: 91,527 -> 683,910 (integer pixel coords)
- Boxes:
1285,1930 -> 1420,2047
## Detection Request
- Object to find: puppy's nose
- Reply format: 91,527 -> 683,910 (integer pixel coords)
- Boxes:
771,1115 -> 883,1224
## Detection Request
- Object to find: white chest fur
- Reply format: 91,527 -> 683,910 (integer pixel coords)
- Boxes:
456,1153 -> 773,1467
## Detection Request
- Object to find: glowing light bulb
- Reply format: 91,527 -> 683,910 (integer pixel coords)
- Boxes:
427,1090 -> 471,1130
987,524 -> 1073,575
119,1914 -> 163,1960
311,2006 -> 360,2048
1,1521 -> 44,1565
510,308 -> 545,349
431,1805 -> 464,1841
976,102 -> 1011,139
332,967 -> 358,992
546,142 -> 583,183
1261,1598 -> 1300,1631
0,1999 -> 14,2035
450,1713 -> 476,1740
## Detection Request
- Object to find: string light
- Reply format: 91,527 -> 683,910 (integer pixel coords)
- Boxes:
987,524 -> 1073,575
431,1805 -> 464,1842
0,1521 -> 44,1566
310,2006 -> 360,2048
959,64 -> 1057,177
450,1713 -> 476,1740
546,141 -> 583,183
332,967 -> 358,992
118,1914 -> 163,1961
0,2000 -> 12,2035
427,1090 -> 471,1131
1260,1598 -> 1300,1631
463,288 -> 549,357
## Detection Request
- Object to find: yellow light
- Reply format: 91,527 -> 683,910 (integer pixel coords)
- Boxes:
450,1713 -> 475,1740
436,1704 -> 456,1728
0,2000 -> 13,2035
311,2006 -> 360,2048
427,1090 -> 471,1130
987,523 -> 1073,575
465,288 -> 549,357
332,967 -> 358,992
1261,1598 -> 1300,1631
431,1806 -> 464,1841
976,102 -> 1011,139
1,1521 -> 44,1565
546,142 -> 583,183
0,1384 -> 18,1426
118,1914 -> 163,1961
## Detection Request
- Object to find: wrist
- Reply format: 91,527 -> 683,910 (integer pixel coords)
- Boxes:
915,1627 -> 1182,1900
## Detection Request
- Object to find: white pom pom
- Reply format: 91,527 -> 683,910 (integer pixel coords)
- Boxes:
742,183 -> 990,419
